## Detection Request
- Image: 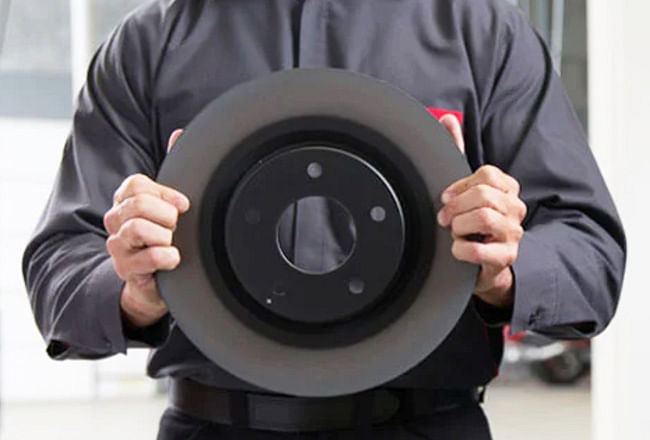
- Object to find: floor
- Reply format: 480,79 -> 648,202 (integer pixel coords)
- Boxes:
1,382 -> 590,440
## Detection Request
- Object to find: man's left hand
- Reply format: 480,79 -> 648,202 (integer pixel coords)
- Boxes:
437,115 -> 527,308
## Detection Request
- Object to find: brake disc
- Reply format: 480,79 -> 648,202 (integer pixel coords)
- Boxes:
156,68 -> 476,397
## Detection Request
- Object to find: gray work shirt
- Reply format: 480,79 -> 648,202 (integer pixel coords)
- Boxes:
22,0 -> 625,391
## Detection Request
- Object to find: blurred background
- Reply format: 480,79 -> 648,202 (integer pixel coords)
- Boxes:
0,0 -> 647,439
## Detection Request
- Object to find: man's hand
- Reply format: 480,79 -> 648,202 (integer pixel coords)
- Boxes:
104,129 -> 188,328
437,115 -> 527,307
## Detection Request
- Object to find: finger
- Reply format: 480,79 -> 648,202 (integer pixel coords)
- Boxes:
104,193 -> 179,235
112,246 -> 181,280
449,208 -> 523,242
439,114 -> 465,155
437,184 -> 527,227
113,173 -> 190,213
451,239 -> 519,268
116,218 -> 174,249
441,165 -> 520,203
167,129 -> 184,153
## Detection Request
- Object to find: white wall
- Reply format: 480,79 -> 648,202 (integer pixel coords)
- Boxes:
589,1 -> 650,439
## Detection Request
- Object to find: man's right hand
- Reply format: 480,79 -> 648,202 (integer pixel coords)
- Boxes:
104,130 -> 189,328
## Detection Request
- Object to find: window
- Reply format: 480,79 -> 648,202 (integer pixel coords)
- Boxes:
0,0 -> 71,118
0,0 -> 145,119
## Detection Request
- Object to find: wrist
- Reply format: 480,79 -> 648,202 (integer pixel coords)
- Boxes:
474,267 -> 514,308
120,280 -> 167,328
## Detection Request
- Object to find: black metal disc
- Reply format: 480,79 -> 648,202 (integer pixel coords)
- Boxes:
156,68 -> 477,397
225,146 -> 405,324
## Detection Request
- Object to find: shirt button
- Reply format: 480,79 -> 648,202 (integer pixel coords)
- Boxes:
528,309 -> 542,326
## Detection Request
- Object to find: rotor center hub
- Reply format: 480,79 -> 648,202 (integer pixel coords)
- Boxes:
224,145 -> 406,324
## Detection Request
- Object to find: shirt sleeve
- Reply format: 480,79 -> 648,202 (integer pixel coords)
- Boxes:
22,8 -> 171,360
477,8 -> 626,339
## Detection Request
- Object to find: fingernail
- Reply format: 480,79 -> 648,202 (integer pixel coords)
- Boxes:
167,247 -> 181,264
437,209 -> 449,227
167,129 -> 184,153
174,195 -> 190,212
441,191 -> 453,204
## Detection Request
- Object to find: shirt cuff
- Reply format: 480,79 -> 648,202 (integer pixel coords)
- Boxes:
88,258 -> 172,351
471,295 -> 513,327
45,256 -> 128,359
122,312 -> 172,348
509,231 -> 559,334
86,257 -> 129,354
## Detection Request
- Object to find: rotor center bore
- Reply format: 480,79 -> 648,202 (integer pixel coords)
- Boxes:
276,196 -> 357,275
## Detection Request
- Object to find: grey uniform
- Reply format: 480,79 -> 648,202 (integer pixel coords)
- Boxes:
23,0 -> 625,432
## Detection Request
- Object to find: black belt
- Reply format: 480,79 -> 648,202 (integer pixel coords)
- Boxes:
170,378 -> 484,433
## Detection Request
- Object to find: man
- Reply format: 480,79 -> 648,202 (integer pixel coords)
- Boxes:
22,0 -> 625,438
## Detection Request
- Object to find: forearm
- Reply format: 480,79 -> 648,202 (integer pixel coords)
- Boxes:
24,233 -> 128,359
509,210 -> 625,338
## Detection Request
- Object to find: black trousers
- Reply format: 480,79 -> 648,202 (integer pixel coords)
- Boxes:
157,404 -> 492,440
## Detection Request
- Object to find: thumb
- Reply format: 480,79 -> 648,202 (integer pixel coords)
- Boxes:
439,114 -> 465,155
167,129 -> 184,153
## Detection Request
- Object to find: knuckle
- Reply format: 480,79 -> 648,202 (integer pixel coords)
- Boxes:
453,240 -> 481,263
125,173 -> 149,194
121,218 -> 145,242
475,184 -> 491,199
169,208 -> 180,228
477,165 -> 489,178
479,165 -> 499,182
450,217 -> 461,236
475,185 -> 496,209
511,177 -> 521,194
128,194 -> 147,216
451,241 -> 463,259
132,173 -> 149,185
160,201 -> 180,228
145,247 -> 164,267
451,241 -> 485,264
112,182 -> 127,204
105,235 -> 119,255
468,243 -> 483,262
132,218 -> 149,241
505,246 -> 519,266
131,194 -> 156,223
110,257 -> 127,279
112,187 -> 121,204
513,225 -> 525,241
477,207 -> 494,229
121,175 -> 137,193
158,229 -> 173,247
103,209 -> 116,232
112,264 -> 125,279
147,247 -> 179,269
505,220 -> 521,240
518,201 -> 528,221
445,196 -> 457,213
